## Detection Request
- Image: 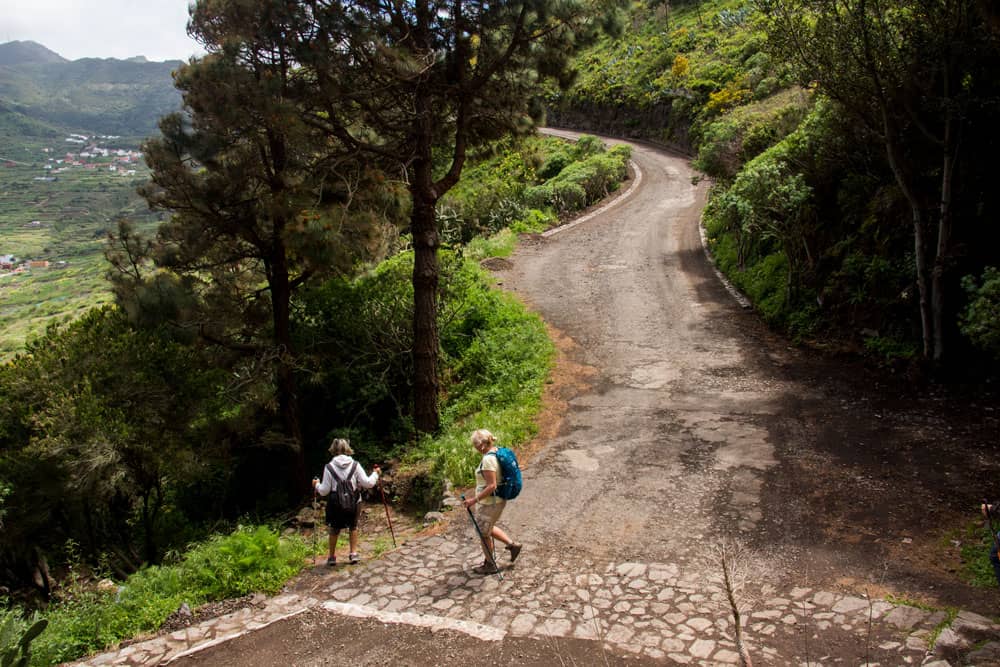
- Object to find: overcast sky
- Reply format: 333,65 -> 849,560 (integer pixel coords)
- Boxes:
1,0 -> 204,62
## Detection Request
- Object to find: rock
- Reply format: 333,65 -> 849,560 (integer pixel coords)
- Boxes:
424,511 -> 445,523
935,628 -> 969,650
442,497 -> 462,508
883,605 -> 929,630
951,610 -> 1000,642
966,641 -> 1000,665
295,507 -> 316,527
97,578 -> 117,593
177,602 -> 193,619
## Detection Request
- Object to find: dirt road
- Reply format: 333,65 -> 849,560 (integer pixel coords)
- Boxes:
115,134 -> 1000,667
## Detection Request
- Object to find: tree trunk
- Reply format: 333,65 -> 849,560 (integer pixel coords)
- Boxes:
411,183 -> 441,434
270,224 -> 308,498
410,67 -> 441,435
881,108 -> 933,358
931,82 -> 957,363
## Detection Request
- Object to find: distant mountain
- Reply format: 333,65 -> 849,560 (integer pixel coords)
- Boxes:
0,102 -> 62,138
0,40 -> 67,66
0,41 -> 182,137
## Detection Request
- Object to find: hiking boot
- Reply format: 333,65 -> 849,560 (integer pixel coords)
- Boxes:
349,552 -> 361,564
506,542 -> 522,563
326,556 -> 337,567
472,562 -> 499,575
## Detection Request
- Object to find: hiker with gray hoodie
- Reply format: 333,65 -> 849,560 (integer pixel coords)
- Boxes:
312,438 -> 380,566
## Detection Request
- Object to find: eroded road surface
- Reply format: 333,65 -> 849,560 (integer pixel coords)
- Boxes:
77,134 -> 1000,666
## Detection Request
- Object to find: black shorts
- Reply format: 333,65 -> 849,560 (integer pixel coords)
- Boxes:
326,502 -> 361,531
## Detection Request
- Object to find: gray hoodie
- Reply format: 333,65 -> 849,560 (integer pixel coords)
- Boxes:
315,454 -> 379,496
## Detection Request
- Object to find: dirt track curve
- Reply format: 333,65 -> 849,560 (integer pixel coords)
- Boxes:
77,132 -> 1000,667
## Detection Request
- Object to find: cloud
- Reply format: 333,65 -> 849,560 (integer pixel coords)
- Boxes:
1,0 -> 203,62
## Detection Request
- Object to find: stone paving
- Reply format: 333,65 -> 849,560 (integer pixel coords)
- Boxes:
71,521 -> 1000,666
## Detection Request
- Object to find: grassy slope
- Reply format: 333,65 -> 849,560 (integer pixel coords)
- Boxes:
0,135 -> 159,358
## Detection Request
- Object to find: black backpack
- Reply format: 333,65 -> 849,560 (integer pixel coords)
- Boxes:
326,461 -> 359,512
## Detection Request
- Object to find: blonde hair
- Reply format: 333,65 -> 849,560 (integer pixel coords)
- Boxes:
328,438 -> 354,456
470,429 -> 495,448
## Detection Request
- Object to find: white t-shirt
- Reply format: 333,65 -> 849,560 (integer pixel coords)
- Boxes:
475,449 -> 503,506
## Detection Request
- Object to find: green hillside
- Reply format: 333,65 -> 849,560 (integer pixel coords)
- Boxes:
554,0 -> 1000,370
0,40 -> 182,136
0,134 -> 161,358
0,42 -> 180,358
0,40 -> 67,66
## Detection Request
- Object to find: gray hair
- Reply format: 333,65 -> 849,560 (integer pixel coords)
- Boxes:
470,429 -> 495,448
328,438 -> 354,456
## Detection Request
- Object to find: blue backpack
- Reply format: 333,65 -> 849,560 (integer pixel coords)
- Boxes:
487,447 -> 523,500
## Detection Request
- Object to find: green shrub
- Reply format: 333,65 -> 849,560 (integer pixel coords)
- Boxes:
547,150 -> 630,209
411,260 -> 554,487
0,609 -> 47,667
524,184 -> 554,210
572,135 -> 604,160
551,181 -> 587,212
510,209 -> 557,234
960,266 -> 1000,359
862,334 -> 919,362
29,526 -> 310,666
537,148 -> 573,180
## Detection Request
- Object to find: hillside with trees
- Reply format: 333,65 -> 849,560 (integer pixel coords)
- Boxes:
551,0 -> 1000,374
0,0 -> 634,658
0,40 -> 182,137
1,0 -> 999,662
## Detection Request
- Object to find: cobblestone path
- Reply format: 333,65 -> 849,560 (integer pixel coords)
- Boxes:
73,521 -> 1000,666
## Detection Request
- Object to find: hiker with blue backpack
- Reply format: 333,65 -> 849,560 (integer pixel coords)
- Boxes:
463,429 -> 523,575
312,438 -> 380,566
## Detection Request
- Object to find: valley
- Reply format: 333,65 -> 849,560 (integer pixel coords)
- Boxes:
0,133 -> 159,357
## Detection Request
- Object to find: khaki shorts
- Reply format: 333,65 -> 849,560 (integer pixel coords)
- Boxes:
473,500 -> 506,535
472,500 -> 506,560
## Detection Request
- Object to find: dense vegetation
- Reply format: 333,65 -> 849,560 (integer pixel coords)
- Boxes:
0,130 -> 629,663
554,0 -> 1000,372
4,0 -> 998,658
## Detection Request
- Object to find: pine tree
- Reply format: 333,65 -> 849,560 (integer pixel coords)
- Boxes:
115,0 -> 404,498
293,0 -> 619,432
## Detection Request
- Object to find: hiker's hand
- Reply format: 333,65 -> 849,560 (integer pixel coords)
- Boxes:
463,496 -> 476,509
312,478 -> 319,489
373,464 -> 380,472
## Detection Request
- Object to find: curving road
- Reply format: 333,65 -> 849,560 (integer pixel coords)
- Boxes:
81,133 -> 1000,667
501,130 -> 779,568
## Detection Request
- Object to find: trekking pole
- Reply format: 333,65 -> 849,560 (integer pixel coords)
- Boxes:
983,499 -> 1000,553
312,488 -> 319,566
374,466 -> 397,548
460,494 -> 503,582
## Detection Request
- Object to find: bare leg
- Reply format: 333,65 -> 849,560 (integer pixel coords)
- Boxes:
349,528 -> 359,554
328,530 -> 340,560
491,526 -> 513,546
493,525 -> 522,562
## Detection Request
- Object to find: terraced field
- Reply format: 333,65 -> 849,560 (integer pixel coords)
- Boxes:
0,135 -> 160,358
